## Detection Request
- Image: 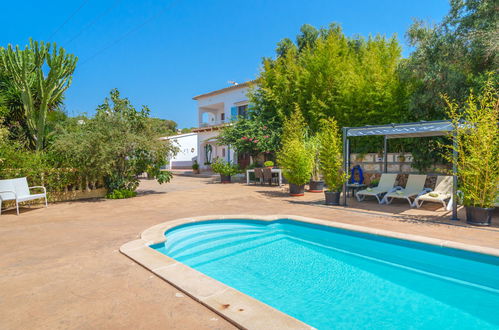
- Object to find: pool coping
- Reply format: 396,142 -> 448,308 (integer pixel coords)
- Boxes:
120,214 -> 499,329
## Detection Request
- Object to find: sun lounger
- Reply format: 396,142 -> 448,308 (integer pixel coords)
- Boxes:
356,173 -> 398,203
383,174 -> 427,207
413,176 -> 453,209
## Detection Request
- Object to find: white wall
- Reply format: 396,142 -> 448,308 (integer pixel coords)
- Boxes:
162,133 -> 198,169
195,86 -> 249,169
197,87 -> 249,125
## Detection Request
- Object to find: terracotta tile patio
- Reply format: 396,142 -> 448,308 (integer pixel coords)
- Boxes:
1,175 -> 498,329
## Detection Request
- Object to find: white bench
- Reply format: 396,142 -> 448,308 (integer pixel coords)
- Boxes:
0,177 -> 47,215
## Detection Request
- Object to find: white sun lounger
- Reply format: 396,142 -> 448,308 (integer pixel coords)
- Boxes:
383,174 -> 427,207
413,176 -> 453,209
356,173 -> 398,203
0,177 -> 47,215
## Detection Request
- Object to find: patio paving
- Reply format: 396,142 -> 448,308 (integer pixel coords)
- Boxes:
1,175 -> 498,329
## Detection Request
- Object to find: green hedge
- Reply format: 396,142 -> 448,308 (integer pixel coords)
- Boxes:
0,168 -> 104,193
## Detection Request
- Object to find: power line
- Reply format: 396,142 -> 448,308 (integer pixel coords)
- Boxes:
65,0 -> 124,46
79,0 -> 182,67
48,0 -> 91,41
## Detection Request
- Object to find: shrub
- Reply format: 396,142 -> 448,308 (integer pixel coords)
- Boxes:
106,189 -> 137,199
278,138 -> 313,185
51,89 -> 176,192
318,118 -> 346,191
263,160 -> 274,167
442,77 -> 498,208
210,158 -> 240,176
192,160 -> 199,170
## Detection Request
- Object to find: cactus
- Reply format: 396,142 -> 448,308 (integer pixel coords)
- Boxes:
0,38 -> 77,150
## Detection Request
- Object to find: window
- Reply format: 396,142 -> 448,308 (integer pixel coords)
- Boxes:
222,148 -> 226,157
237,105 -> 248,118
221,113 -> 225,121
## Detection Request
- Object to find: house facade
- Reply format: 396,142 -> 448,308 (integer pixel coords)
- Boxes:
192,81 -> 255,170
160,132 -> 198,169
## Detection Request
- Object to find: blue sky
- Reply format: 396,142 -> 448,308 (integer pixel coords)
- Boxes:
2,0 -> 449,128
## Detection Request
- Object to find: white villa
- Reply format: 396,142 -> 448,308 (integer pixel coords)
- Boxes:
160,132 -> 198,169
192,81 -> 255,170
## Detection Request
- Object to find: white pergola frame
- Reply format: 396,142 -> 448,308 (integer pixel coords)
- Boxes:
342,120 -> 459,220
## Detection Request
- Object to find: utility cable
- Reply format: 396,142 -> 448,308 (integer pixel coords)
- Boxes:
48,0 -> 91,40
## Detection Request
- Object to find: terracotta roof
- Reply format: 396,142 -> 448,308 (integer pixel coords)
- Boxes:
192,80 -> 257,100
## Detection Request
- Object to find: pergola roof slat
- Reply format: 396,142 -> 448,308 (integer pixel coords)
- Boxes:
346,120 -> 453,138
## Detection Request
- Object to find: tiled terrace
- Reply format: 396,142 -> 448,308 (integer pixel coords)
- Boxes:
1,175 -> 498,329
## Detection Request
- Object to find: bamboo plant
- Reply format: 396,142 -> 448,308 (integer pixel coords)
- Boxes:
443,78 -> 499,208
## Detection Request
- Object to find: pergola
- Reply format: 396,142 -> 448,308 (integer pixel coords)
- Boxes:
341,120 -> 459,220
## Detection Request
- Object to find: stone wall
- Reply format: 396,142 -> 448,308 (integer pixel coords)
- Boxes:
350,152 -> 450,186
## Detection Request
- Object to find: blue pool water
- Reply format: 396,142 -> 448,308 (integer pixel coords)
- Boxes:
152,219 -> 499,329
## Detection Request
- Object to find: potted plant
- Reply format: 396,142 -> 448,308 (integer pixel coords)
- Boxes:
443,79 -> 498,225
319,118 -> 347,205
278,138 -> 313,196
263,160 -> 274,168
210,158 -> 240,183
192,160 -> 200,174
307,135 -> 324,192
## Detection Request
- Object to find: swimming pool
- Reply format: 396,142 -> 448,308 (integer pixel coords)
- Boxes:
152,219 -> 499,329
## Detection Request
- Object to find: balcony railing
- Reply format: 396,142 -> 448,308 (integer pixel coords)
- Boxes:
198,119 -> 230,128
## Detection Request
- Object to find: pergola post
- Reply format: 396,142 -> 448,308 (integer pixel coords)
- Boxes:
342,127 -> 348,206
451,130 -> 459,221
383,136 -> 388,173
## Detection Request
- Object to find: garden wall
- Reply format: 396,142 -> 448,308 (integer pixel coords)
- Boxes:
350,152 -> 450,187
0,168 -> 106,204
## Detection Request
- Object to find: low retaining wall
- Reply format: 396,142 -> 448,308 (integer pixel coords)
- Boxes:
350,153 -> 449,186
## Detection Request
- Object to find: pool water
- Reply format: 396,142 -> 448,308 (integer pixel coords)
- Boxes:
152,219 -> 499,329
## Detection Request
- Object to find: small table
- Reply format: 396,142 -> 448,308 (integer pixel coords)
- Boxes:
346,183 -> 366,197
246,168 -> 283,186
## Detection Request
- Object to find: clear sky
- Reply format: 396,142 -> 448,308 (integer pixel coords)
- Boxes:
2,0 -> 449,128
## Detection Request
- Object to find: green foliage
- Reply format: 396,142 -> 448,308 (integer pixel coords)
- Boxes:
403,0 -> 498,122
0,39 -> 77,150
278,138 -> 313,186
210,158 -> 240,176
192,160 -> 199,170
248,23 -> 407,154
306,134 -> 321,181
106,189 -> 137,199
318,118 -> 346,191
50,89 -> 175,192
263,160 -> 274,167
147,117 -> 178,137
217,107 -> 281,156
442,77 -> 499,208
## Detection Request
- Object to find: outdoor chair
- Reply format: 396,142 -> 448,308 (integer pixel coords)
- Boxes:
0,177 -> 47,215
356,173 -> 398,203
254,168 -> 264,185
382,174 -> 427,207
413,176 -> 453,209
262,168 -> 278,186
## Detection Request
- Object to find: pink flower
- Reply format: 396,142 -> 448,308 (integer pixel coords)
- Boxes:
263,126 -> 267,129
263,135 -> 269,138
242,136 -> 247,140
249,138 -> 253,141
253,140 -> 259,143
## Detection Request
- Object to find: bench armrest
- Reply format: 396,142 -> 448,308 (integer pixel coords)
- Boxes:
29,186 -> 47,194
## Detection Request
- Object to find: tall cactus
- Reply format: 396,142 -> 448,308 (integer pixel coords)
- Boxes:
0,39 -> 77,150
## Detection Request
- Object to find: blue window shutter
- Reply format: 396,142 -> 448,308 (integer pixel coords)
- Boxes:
230,106 -> 238,119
